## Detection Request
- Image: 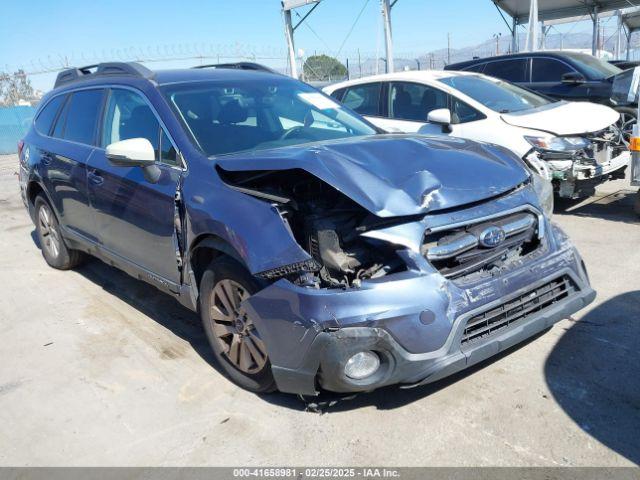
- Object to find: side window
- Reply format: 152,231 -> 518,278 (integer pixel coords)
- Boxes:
62,90 -> 105,144
102,89 -> 177,165
34,95 -> 66,135
463,63 -> 486,73
389,82 -> 448,122
51,97 -> 69,139
531,58 -> 574,82
483,59 -> 528,83
329,88 -> 346,101
341,83 -> 381,116
160,129 -> 178,165
451,98 -> 485,124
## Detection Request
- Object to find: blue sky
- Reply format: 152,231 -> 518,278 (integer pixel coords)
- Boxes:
0,0 -> 585,91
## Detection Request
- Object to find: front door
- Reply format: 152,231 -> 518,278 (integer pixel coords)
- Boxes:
375,81 -> 452,136
87,88 -> 183,285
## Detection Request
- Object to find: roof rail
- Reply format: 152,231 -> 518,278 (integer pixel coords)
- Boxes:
54,62 -> 154,88
192,62 -> 280,74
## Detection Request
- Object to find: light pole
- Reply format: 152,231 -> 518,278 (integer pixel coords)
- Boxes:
493,33 -> 502,55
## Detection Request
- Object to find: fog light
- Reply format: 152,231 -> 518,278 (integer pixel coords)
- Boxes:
344,351 -> 380,380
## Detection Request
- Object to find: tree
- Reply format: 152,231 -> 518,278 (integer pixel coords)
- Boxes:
0,70 -> 35,106
302,55 -> 347,82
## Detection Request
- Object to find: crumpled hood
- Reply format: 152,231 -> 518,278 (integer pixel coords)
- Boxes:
501,101 -> 619,136
216,134 -> 529,217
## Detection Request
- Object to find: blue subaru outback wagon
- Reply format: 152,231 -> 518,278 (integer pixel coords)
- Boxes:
18,62 -> 595,395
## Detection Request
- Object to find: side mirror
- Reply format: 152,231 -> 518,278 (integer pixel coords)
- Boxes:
427,108 -> 452,133
561,72 -> 586,84
106,138 -> 161,183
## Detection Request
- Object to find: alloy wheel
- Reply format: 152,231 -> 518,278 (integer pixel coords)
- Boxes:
38,204 -> 60,259
616,112 -> 636,145
208,279 -> 268,374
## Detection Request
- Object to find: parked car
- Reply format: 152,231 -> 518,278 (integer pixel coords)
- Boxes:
324,70 -> 629,199
444,51 -> 637,141
609,59 -> 640,71
19,62 -> 595,396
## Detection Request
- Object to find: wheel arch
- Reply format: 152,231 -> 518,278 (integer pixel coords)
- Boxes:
188,234 -> 245,295
26,180 -> 56,221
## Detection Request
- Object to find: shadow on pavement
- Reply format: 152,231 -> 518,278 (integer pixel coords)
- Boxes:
544,291 -> 640,466
554,189 -> 640,225
71,254 -> 228,379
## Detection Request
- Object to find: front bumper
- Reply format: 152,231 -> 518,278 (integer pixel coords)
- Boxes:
245,228 -> 595,396
546,150 -> 629,198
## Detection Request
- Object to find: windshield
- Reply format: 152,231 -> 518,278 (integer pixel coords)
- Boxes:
439,75 -> 550,113
161,77 -> 377,156
562,52 -> 621,79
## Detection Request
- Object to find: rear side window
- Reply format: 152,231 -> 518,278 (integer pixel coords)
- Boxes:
531,58 -> 574,82
62,90 -> 104,144
329,88 -> 346,101
483,59 -> 528,83
463,63 -> 486,73
341,83 -> 381,116
35,95 -> 66,135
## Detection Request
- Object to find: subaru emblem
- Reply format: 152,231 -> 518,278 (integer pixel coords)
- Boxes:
479,226 -> 506,248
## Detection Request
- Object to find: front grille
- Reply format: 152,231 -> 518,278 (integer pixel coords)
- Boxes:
461,276 -> 577,345
422,211 -> 541,281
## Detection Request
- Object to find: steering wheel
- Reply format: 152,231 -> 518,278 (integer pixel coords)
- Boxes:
279,125 -> 305,141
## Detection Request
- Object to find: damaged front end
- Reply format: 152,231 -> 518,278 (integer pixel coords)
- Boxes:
524,124 -> 629,199
215,136 -> 595,396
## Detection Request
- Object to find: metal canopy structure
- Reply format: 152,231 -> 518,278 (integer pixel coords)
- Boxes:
494,0 -> 632,23
623,7 -> 640,32
494,0 -> 639,55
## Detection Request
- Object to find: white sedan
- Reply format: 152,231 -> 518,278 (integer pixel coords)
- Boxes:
323,70 -> 629,198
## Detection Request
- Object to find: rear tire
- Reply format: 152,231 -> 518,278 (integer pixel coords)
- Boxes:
34,195 -> 85,270
199,256 -> 276,393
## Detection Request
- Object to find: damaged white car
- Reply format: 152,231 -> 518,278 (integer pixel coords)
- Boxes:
325,71 -> 629,198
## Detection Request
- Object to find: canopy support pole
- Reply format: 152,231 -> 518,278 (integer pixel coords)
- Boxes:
592,5 -> 600,56
283,9 -> 298,78
381,0 -> 394,73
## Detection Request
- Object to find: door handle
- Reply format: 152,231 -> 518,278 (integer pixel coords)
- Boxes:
41,153 -> 53,166
88,168 -> 104,186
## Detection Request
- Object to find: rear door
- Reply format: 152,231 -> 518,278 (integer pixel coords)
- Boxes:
38,89 -> 105,242
87,87 -> 183,285
482,58 -> 529,87
335,82 -> 388,129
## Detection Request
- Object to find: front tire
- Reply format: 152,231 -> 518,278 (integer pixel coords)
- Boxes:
34,195 -> 85,270
199,256 -> 276,393
614,106 -> 636,145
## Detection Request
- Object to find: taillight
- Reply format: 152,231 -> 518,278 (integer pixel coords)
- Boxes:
630,136 -> 640,152
17,140 -> 24,159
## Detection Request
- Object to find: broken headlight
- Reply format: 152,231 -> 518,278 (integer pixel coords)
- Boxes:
525,135 -> 590,153
531,173 -> 554,218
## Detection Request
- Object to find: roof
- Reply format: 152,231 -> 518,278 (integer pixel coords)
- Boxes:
52,61 -> 284,91
325,70 -> 475,90
445,50 -> 601,69
493,0 -> 633,24
153,68 -> 284,86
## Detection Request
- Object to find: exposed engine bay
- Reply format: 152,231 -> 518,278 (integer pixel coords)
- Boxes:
218,167 -> 408,288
